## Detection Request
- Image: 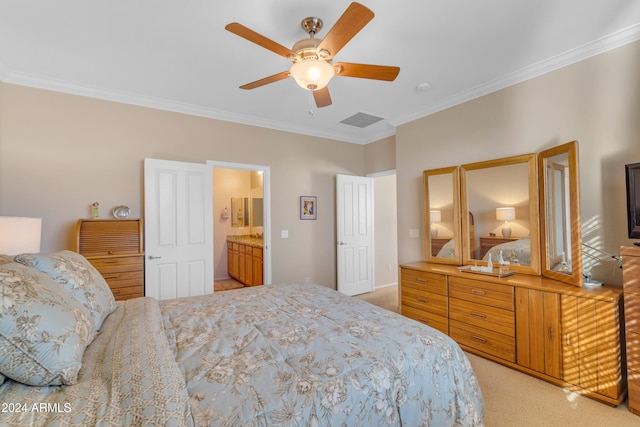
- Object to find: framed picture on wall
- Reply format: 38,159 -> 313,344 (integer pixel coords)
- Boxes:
300,196 -> 317,220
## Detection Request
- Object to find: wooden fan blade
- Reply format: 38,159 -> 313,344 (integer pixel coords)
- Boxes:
239,70 -> 291,90
313,87 -> 332,108
225,22 -> 296,59
317,2 -> 374,59
334,62 -> 400,81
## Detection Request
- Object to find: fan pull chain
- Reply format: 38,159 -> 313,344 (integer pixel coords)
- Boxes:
308,92 -> 315,116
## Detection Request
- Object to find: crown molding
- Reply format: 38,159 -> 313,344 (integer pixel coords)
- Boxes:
389,23 -> 640,127
2,23 -> 637,145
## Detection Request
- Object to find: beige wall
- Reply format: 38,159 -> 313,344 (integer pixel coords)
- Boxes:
0,83 -> 366,288
396,40 -> 640,286
364,136 -> 396,174
373,173 -> 398,287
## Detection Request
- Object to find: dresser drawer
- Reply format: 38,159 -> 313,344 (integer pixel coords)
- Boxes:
110,285 -> 144,301
625,293 -> 640,333
402,286 -> 448,318
450,319 -> 516,362
89,256 -> 143,272
402,305 -> 448,335
401,270 -> 447,295
449,277 -> 514,311
627,330 -> 640,372
449,297 -> 514,337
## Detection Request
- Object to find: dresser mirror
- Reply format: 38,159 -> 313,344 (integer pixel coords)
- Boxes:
460,154 -> 541,275
424,166 -> 461,265
538,140 -> 583,286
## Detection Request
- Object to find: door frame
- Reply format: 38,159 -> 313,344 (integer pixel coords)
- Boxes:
207,160 -> 272,285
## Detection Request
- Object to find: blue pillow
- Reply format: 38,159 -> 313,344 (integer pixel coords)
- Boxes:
0,262 -> 96,386
15,250 -> 117,331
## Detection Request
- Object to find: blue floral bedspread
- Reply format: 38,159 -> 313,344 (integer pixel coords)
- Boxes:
0,284 -> 483,426
160,283 -> 484,426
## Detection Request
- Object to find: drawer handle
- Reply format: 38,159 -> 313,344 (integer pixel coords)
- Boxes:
470,312 -> 486,319
418,298 -> 429,303
112,289 -> 120,295
471,335 -> 487,344
101,260 -> 119,264
103,274 -> 119,280
548,327 -> 554,341
566,333 -> 572,347
416,278 -> 428,283
470,288 -> 486,296
418,318 -> 429,325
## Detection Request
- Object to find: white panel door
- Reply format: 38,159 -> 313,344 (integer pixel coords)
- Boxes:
144,158 -> 213,300
336,174 -> 374,296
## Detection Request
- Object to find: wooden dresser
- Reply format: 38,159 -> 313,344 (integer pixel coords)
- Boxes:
76,218 -> 144,300
400,262 -> 626,406
623,245 -> 640,415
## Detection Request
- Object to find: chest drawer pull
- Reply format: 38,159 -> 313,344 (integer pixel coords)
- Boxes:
548,327 -> 554,341
101,260 -> 120,264
103,274 -> 119,280
471,312 -> 486,319
470,288 -> 486,296
471,335 -> 487,344
418,297 -> 429,303
416,278 -> 428,283
112,289 -> 120,295
418,318 -> 429,325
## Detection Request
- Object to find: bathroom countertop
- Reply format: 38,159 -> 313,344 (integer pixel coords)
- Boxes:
227,235 -> 264,248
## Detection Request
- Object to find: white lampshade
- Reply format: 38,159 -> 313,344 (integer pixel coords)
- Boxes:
290,59 -> 335,91
0,216 -> 42,255
430,210 -> 442,223
496,207 -> 516,221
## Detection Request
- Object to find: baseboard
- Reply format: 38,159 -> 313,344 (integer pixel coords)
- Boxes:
375,282 -> 398,289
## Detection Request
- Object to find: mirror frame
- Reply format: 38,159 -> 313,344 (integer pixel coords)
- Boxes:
460,153 -> 541,275
424,166 -> 462,265
538,140 -> 583,286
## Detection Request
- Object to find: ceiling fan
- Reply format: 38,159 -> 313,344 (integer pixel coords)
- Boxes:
225,2 -> 400,108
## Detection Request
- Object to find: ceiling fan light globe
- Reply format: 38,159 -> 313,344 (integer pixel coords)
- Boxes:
290,59 -> 335,91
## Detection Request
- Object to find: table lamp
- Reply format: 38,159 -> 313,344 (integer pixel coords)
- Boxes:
430,210 -> 442,239
496,207 -> 515,238
0,216 -> 42,255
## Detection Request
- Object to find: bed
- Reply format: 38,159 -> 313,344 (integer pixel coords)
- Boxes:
482,237 -> 531,266
0,251 -> 484,426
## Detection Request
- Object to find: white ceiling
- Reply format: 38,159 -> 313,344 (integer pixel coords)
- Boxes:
1,1 -> 639,144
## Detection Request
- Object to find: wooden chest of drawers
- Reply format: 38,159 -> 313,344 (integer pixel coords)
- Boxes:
400,269 -> 448,334
448,276 -> 515,362
623,245 -> 640,415
400,261 -> 625,406
76,219 -> 144,300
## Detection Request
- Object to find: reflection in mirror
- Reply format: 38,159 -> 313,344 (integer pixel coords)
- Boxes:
461,154 -> 540,275
231,197 -> 249,227
424,166 -> 461,265
539,141 -> 582,286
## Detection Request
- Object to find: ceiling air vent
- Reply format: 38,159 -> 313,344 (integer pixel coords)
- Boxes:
339,112 -> 384,128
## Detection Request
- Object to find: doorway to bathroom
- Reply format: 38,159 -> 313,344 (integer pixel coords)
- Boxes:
208,161 -> 271,289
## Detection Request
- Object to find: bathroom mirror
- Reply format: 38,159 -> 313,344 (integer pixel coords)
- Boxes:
539,141 -> 582,286
424,166 -> 461,265
460,154 -> 541,275
231,197 -> 249,227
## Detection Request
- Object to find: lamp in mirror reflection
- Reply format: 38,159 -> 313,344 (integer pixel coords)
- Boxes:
496,207 -> 515,238
430,210 -> 442,239
0,216 -> 42,255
